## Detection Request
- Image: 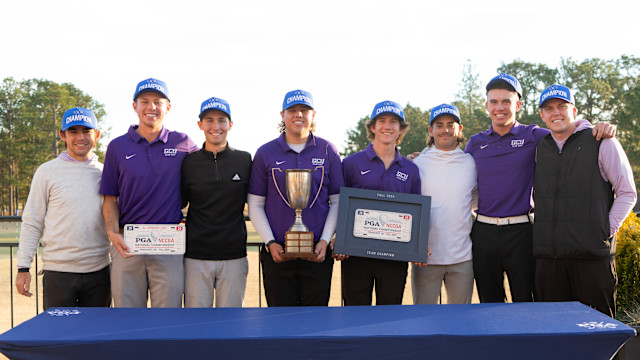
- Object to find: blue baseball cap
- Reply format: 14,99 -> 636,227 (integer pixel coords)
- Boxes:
539,84 -> 575,107
199,97 -> 231,119
283,89 -> 313,110
371,100 -> 405,122
133,78 -> 170,101
486,73 -> 523,99
430,103 -> 461,125
61,107 -> 98,131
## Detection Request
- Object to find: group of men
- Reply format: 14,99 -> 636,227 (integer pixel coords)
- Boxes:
15,74 -> 636,318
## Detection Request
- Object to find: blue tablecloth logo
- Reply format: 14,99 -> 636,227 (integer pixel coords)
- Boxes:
47,309 -> 81,317
577,322 -> 618,330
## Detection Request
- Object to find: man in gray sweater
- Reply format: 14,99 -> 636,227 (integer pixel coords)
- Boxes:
16,107 -> 111,309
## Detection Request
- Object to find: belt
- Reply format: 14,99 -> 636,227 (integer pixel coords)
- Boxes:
476,214 -> 531,226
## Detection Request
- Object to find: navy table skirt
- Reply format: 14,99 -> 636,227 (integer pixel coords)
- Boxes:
0,302 -> 635,360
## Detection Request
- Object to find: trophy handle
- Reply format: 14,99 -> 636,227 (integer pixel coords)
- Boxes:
271,168 -> 291,208
307,166 -> 325,209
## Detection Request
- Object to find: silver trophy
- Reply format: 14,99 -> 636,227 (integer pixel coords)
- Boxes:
272,167 -> 324,257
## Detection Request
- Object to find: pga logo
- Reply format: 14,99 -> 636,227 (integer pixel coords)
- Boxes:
396,171 -> 408,182
164,148 -> 178,157
511,139 -> 525,148
311,158 -> 325,166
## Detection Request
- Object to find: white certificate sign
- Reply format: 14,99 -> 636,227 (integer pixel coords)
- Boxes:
124,224 -> 185,255
353,209 -> 412,242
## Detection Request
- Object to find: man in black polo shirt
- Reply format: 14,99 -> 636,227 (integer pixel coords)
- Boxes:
181,96 -> 252,308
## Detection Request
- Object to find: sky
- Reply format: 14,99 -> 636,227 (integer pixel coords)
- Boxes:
2,0 -> 639,156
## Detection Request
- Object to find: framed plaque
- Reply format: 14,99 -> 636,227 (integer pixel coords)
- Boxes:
124,224 -> 186,255
334,187 -> 430,263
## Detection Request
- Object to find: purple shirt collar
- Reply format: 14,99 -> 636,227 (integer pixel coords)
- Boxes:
276,132 -> 318,152
127,125 -> 170,144
364,143 -> 403,165
486,120 -> 523,137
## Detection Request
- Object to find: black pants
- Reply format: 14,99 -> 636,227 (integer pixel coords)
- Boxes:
471,221 -> 535,303
535,257 -> 616,318
259,245 -> 333,307
341,256 -> 407,306
43,265 -> 111,309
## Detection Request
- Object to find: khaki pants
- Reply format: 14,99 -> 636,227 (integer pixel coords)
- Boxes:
411,260 -> 474,304
184,257 -> 248,308
110,247 -> 184,308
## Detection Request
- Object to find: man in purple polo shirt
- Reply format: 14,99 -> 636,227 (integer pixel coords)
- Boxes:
100,78 -> 198,308
465,74 -> 615,303
247,89 -> 343,307
338,100 -> 421,305
534,85 -> 635,317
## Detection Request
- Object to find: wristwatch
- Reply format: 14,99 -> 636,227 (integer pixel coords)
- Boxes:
265,240 -> 277,253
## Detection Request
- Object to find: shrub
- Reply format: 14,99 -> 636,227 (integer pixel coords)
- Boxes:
616,213 -> 640,322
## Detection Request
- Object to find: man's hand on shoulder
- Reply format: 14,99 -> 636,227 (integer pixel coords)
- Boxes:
593,122 -> 616,140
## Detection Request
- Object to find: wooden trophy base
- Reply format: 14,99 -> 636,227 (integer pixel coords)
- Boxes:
281,231 -> 316,258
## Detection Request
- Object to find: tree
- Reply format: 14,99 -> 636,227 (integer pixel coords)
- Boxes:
397,104 -> 429,155
341,116 -> 369,157
616,83 -> 640,189
560,58 -> 619,123
453,60 -> 491,139
0,78 -> 107,215
0,78 -> 30,215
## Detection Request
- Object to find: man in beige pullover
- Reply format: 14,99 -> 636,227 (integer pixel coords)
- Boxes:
16,107 -> 111,309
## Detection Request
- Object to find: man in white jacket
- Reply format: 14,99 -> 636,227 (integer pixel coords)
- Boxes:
15,107 -> 111,309
412,103 -> 477,304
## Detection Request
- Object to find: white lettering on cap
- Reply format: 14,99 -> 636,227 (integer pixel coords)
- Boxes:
65,114 -> 94,125
432,107 -> 456,117
376,105 -> 401,116
138,83 -> 166,93
498,75 -> 517,90
202,101 -> 228,112
287,94 -> 312,104
541,89 -> 569,103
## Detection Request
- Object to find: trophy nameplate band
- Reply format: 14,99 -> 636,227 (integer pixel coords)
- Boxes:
281,231 -> 316,258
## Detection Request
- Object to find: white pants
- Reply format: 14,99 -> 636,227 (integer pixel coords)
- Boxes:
411,260 -> 474,304
184,257 -> 248,308
110,247 -> 184,308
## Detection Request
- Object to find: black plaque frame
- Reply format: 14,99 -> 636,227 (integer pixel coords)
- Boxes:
334,187 -> 431,263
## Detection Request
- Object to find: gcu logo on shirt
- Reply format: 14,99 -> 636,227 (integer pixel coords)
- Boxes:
396,171 -> 408,182
311,158 -> 325,166
164,148 -> 178,156
511,139 -> 525,148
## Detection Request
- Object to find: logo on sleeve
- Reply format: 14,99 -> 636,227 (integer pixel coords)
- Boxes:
511,139 -> 525,148
164,148 -> 178,157
396,171 -> 408,182
311,158 -> 325,166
